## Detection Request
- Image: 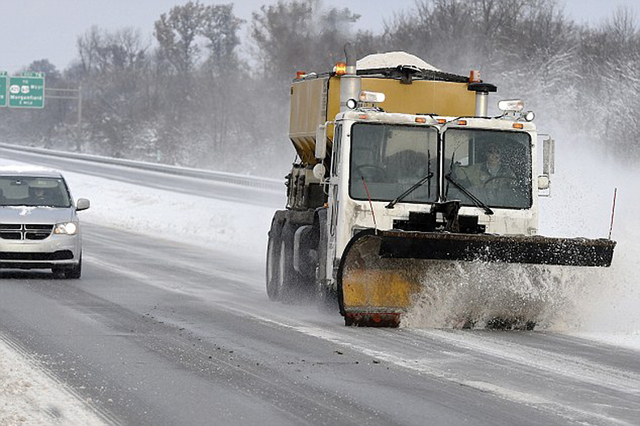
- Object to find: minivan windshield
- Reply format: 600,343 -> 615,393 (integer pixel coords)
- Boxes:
349,123 -> 438,203
0,177 -> 72,207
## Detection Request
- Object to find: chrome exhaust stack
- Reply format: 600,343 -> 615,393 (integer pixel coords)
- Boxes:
467,71 -> 497,117
340,43 -> 361,112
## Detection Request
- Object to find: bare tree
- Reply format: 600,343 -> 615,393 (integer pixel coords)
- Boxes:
200,4 -> 243,69
154,1 -> 207,74
251,0 -> 359,84
77,26 -> 103,74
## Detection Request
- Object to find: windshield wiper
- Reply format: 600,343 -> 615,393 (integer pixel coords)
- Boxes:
386,149 -> 434,209
386,171 -> 434,209
444,174 -> 494,215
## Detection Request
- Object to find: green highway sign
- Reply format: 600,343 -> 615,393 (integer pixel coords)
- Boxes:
9,72 -> 45,108
0,72 -> 6,107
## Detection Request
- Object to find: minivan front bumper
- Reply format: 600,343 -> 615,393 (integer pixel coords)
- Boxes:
0,234 -> 81,269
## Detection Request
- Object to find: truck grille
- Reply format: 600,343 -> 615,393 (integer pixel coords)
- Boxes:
0,224 -> 54,240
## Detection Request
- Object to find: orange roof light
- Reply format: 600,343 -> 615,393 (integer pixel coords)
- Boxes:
437,118 -> 446,124
415,117 -> 427,124
335,62 -> 347,75
469,70 -> 481,83
513,123 -> 524,129
296,71 -> 306,79
358,114 -> 368,120
458,120 -> 467,125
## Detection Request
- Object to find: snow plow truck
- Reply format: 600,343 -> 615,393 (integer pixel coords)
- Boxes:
266,45 -> 615,327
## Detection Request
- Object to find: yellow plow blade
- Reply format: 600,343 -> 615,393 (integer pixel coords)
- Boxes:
337,229 -> 616,327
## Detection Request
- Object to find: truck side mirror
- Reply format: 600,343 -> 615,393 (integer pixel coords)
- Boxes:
538,136 -> 554,197
537,176 -> 550,190
543,137 -> 555,176
315,123 -> 327,161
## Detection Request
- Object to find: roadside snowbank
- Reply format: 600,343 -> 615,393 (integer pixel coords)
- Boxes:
63,169 -> 275,259
0,334 -> 106,426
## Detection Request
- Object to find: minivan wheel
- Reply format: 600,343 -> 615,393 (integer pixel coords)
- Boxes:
65,257 -> 82,279
53,256 -> 82,279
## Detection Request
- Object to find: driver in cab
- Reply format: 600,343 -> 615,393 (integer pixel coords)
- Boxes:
455,145 -> 514,188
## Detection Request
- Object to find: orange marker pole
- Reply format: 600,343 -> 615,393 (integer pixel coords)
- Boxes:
609,188 -> 617,240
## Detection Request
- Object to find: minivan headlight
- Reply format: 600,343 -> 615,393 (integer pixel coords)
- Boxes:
54,222 -> 78,235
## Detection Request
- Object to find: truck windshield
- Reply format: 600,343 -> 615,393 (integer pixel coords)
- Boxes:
444,129 -> 532,209
0,177 -> 72,208
350,123 -> 438,203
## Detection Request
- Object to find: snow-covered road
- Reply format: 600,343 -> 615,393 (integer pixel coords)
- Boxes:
0,147 -> 639,425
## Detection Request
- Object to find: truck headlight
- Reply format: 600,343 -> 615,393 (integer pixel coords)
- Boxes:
54,222 -> 78,235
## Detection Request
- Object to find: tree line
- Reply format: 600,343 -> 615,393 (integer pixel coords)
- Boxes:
1,0 -> 638,175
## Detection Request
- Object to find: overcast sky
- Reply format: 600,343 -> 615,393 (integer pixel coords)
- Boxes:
1,0 -> 637,73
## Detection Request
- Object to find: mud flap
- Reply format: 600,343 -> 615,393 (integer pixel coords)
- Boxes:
337,229 -> 616,326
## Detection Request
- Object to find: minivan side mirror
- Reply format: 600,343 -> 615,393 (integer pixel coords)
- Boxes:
76,198 -> 90,211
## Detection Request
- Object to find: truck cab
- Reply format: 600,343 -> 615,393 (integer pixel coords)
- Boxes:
325,110 -> 541,291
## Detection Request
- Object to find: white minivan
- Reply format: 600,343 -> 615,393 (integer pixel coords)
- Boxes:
0,167 -> 90,278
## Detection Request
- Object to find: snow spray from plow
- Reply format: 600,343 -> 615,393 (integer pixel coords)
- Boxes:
338,230 -> 615,327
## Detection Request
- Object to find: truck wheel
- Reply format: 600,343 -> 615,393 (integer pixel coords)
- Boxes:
266,214 -> 284,301
277,222 -> 301,303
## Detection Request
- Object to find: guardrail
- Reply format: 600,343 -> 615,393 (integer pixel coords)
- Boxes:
0,143 -> 284,192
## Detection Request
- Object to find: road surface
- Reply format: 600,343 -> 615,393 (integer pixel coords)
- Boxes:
0,147 -> 638,425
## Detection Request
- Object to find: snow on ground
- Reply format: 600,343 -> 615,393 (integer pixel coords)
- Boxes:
62,169 -> 275,260
0,333 -> 106,426
0,148 -> 639,423
569,331 -> 640,352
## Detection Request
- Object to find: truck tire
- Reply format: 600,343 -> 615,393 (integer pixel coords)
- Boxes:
277,221 -> 302,303
266,213 -> 285,301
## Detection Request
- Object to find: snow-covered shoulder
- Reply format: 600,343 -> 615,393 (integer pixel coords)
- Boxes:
0,335 -> 107,425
